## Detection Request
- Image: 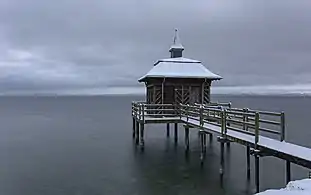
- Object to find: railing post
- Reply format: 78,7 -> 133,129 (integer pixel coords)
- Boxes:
223,109 -> 227,135
186,104 -> 189,121
243,108 -> 247,131
200,105 -> 204,126
142,103 -> 145,122
138,103 -> 141,121
134,103 -> 137,120
255,112 -> 260,148
280,112 -> 285,141
221,108 -> 225,136
246,108 -> 249,131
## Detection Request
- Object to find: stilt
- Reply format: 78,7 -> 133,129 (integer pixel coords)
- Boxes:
226,141 -> 231,148
200,132 -> 204,163
217,136 -> 226,180
246,146 -> 251,180
132,118 -> 136,138
220,140 -> 225,180
255,154 -> 260,193
185,126 -> 189,151
135,121 -> 140,145
286,161 -> 291,184
174,123 -> 178,144
140,123 -> 144,149
209,133 -> 213,142
203,133 -> 207,152
166,123 -> 170,137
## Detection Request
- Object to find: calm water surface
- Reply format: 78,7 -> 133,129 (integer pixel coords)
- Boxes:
0,95 -> 310,195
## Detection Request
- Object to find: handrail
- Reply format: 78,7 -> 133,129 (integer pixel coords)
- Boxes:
132,102 -> 285,143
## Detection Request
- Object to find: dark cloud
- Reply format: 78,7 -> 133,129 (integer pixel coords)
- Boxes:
0,0 -> 311,94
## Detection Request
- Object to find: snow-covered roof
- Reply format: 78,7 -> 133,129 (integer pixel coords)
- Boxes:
139,57 -> 222,82
154,57 -> 200,65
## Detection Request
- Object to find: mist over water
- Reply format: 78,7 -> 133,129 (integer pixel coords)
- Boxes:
0,95 -> 310,195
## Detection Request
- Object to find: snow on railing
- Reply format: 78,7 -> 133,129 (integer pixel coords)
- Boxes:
132,101 -> 285,144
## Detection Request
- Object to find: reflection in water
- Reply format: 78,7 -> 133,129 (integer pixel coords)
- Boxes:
1,96 -> 309,195
131,125 -> 257,195
132,134 -> 231,195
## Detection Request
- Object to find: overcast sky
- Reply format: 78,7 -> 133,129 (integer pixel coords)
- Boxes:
1,0 -> 311,94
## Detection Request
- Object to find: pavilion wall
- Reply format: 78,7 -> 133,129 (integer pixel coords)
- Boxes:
145,78 -> 212,106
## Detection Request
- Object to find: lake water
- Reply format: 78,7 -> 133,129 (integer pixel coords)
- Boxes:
0,95 -> 310,195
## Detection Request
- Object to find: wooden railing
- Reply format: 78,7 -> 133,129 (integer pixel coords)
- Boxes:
132,102 -> 285,144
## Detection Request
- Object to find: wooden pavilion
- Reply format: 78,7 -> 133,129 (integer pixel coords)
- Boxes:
139,29 -> 222,105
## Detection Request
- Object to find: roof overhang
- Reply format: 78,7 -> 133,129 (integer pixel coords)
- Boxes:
138,75 -> 222,82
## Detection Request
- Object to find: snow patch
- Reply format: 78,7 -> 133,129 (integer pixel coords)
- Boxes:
256,179 -> 311,195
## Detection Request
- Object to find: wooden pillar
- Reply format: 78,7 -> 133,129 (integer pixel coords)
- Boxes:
200,132 -> 204,163
152,85 -> 156,104
132,118 -> 136,138
135,121 -> 140,145
140,123 -> 144,149
286,161 -> 291,184
201,82 -> 204,104
220,140 -> 225,180
185,126 -> 189,151
166,123 -> 170,137
203,133 -> 207,152
246,146 -> 251,180
255,154 -> 260,193
161,79 -> 164,104
174,123 -> 178,143
207,82 -> 211,103
209,133 -> 213,142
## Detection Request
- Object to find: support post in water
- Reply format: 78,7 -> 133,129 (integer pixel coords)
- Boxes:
218,136 -> 225,181
140,123 -> 145,149
203,133 -> 207,152
246,146 -> 251,180
132,117 -> 136,138
166,123 -> 170,137
200,132 -> 204,163
218,108 -> 226,180
255,153 -> 260,193
174,123 -> 178,144
135,121 -> 140,145
185,125 -> 190,151
209,133 -> 213,142
286,160 -> 291,184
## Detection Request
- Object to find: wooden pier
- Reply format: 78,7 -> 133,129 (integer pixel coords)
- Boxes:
131,101 -> 311,193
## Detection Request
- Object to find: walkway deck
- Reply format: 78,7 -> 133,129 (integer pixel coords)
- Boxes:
131,102 -> 311,192
182,117 -> 311,169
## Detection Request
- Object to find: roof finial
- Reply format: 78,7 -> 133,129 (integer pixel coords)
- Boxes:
173,29 -> 178,44
169,29 -> 184,58
173,28 -> 182,47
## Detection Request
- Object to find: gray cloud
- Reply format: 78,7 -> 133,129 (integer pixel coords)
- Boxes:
0,0 -> 311,94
